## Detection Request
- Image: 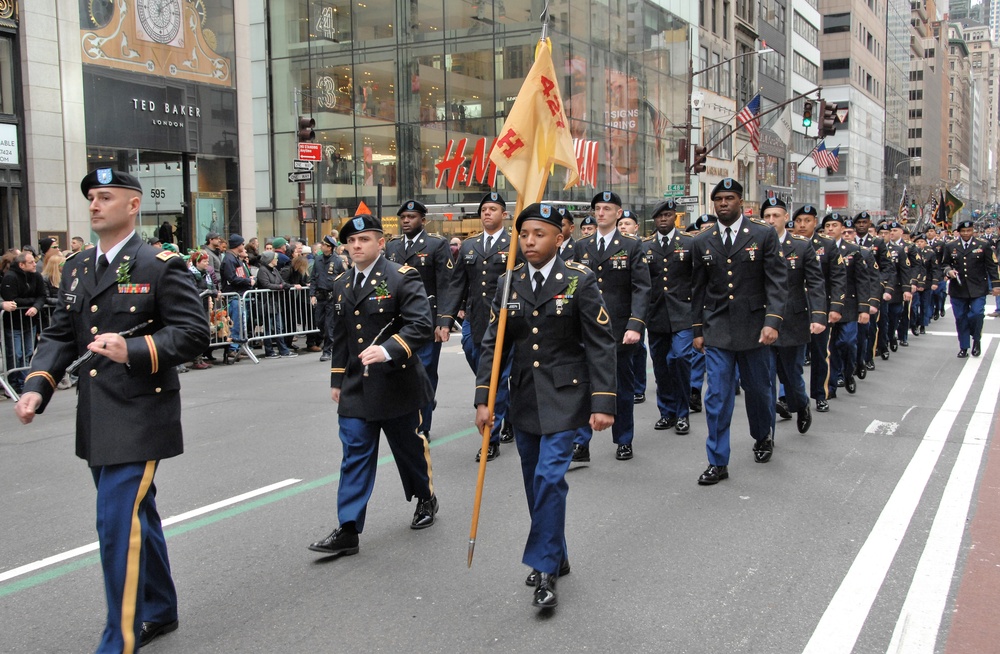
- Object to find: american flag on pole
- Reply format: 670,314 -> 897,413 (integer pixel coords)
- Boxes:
898,186 -> 909,222
811,142 -> 840,171
736,93 -> 761,152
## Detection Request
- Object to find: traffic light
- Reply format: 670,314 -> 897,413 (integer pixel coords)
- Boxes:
802,101 -> 813,127
910,201 -> 917,210
818,101 -> 838,138
678,138 -> 688,163
691,145 -> 707,173
297,115 -> 316,142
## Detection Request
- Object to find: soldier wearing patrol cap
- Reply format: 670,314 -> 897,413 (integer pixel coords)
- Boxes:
690,178 -> 787,485
822,213 -> 875,395
14,168 -> 210,651
792,204 -> 846,412
436,192 -> 515,461
572,190 -> 651,462
940,219 -> 1000,357
557,206 -> 576,261
642,198 -> 697,434
385,199 -> 453,440
309,213 -> 439,558
579,214 -> 597,238
311,235 -> 347,361
474,202 -> 616,609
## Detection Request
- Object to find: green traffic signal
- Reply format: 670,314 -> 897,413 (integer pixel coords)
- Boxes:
802,101 -> 813,127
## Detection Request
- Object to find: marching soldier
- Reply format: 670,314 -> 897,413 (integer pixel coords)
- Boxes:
792,205 -> 846,411
436,192 -> 515,462
579,214 -> 597,239
876,221 -> 914,355
474,202 -> 616,609
641,199 -> 696,435
14,169 -> 210,652
385,200 -> 453,440
763,199 -> 824,434
687,213 -> 717,413
940,219 -> 1000,357
909,232 -> 938,336
311,235 -> 346,361
309,214 -> 439,558
690,178 -> 787,485
558,206 -> 576,261
823,215 -> 874,393
573,191 -> 651,462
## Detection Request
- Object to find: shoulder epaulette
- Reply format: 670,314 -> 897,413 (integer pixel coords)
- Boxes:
389,234 -> 405,241
564,261 -> 591,273
511,262 -> 525,271
621,233 -> 637,240
748,217 -> 767,226
65,251 -> 80,260
156,250 -> 179,261
679,230 -> 695,237
791,234 -> 809,241
642,235 -> 656,242
399,264 -> 417,274
334,271 -> 348,281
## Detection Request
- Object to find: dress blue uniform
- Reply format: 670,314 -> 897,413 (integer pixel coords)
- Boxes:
691,180 -> 786,481
940,222 -> 1000,354
825,217 -> 875,389
475,203 -> 617,588
385,200 -> 454,437
21,169 -> 209,654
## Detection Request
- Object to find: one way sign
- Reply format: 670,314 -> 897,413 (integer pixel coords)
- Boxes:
287,171 -> 313,183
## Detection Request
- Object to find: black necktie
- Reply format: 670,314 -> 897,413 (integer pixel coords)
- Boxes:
724,227 -> 733,251
404,239 -> 412,254
597,238 -> 606,258
533,271 -> 544,295
355,271 -> 366,293
97,254 -> 109,281
485,235 -> 493,253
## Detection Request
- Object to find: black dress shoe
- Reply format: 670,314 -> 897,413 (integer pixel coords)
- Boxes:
920,325 -> 926,334
525,560 -> 571,586
881,350 -> 890,360
933,310 -> 940,320
889,339 -> 898,352
836,377 -> 845,387
418,430 -> 431,443
689,389 -> 703,413
816,399 -> 829,412
958,349 -> 969,358
775,398 -> 792,420
308,527 -> 360,556
499,422 -> 515,443
675,417 -> 690,435
633,393 -> 645,404
845,375 -> 857,394
697,464 -> 728,485
753,437 -> 773,463
655,416 -> 677,430
899,340 -> 909,347
475,442 -> 500,462
797,405 -> 812,434
139,619 -> 178,647
616,444 -> 633,460
912,325 -> 920,336
856,364 -> 867,380
571,444 -> 590,463
532,573 -> 558,609
972,341 -> 982,357
411,495 -> 438,529
866,361 -> 876,371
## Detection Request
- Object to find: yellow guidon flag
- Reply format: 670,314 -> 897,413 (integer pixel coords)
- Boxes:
488,38 -> 580,204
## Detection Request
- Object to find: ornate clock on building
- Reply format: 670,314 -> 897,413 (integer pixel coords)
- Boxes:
136,0 -> 183,45
87,0 -> 115,29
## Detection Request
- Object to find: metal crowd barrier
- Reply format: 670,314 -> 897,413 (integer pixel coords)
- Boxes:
230,287 -> 319,364
1,305 -> 55,401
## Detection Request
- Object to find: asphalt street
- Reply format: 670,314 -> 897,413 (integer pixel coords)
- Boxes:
2,312 -> 1000,654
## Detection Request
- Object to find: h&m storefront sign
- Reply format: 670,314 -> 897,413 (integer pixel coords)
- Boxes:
434,136 -> 600,190
83,68 -> 237,154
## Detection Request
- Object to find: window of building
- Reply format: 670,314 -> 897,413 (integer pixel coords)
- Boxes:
909,69 -> 923,81
760,49 -> 785,84
703,118 -> 733,159
909,88 -> 923,100
824,13 -> 850,34
723,1 -> 730,38
736,0 -> 754,22
0,37 -> 14,116
793,12 -> 819,46
908,127 -> 922,138
793,52 -> 818,83
762,0 -> 786,31
908,108 -> 922,119
823,58 -> 849,78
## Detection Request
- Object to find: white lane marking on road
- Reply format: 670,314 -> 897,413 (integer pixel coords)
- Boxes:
0,478 -> 301,584
865,420 -> 899,436
802,338 -> 989,654
886,342 -> 1000,653
901,406 -> 917,422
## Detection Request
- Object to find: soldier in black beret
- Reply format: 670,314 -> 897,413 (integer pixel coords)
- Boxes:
16,168 -> 209,650
311,233 -> 347,361
710,177 -> 743,200
475,202 -> 616,609
386,200 -> 453,440
437,192 -> 515,461
940,219 -> 1000,356
556,206 -> 576,261
580,214 -> 597,238
309,213 -> 439,557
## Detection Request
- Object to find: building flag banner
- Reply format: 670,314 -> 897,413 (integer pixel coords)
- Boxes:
944,189 -> 965,219
898,185 -> 909,222
736,93 -> 762,152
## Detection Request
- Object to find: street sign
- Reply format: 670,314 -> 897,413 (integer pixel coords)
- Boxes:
293,160 -> 314,171
287,171 -> 314,183
675,195 -> 698,204
663,191 -> 684,198
667,183 -> 685,191
297,143 -> 323,161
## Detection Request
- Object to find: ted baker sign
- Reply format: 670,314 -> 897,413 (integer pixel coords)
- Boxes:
131,98 -> 202,128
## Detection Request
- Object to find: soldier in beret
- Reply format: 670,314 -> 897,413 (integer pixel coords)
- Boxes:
309,214 -> 439,558
940,219 -> 1000,357
642,199 -> 697,434
557,206 -> 576,261
385,199 -> 453,440
311,235 -> 347,361
14,168 -> 210,651
572,191 -> 651,462
579,214 -> 597,239
690,178 -> 786,485
763,199 -> 824,434
909,232 -> 938,337
687,213 -> 716,412
436,192 -> 515,461
474,202 -> 616,609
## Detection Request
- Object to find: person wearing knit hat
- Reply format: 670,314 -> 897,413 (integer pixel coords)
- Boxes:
220,233 -> 255,361
385,201 -> 453,441
38,237 -> 56,257
436,191 -> 514,460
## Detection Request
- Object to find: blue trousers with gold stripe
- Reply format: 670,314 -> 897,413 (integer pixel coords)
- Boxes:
515,427 -> 573,575
336,413 -> 433,532
808,329 -> 831,400
92,462 -> 176,654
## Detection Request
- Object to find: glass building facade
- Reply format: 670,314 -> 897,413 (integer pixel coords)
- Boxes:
259,0 -> 696,237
